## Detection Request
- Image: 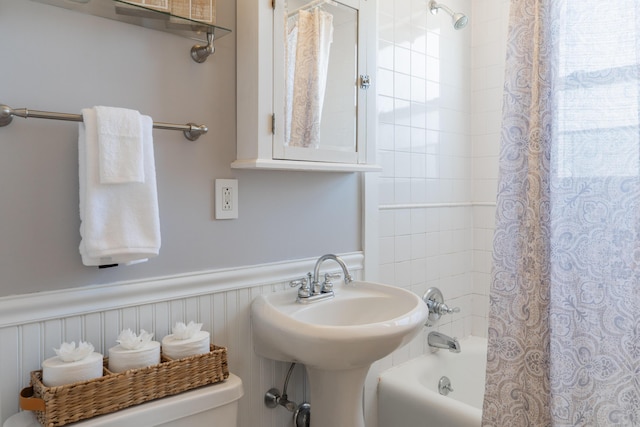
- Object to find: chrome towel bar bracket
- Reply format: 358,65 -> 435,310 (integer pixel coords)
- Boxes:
0,103 -> 208,141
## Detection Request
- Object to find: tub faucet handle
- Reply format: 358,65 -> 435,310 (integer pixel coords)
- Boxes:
435,302 -> 460,315
423,287 -> 460,327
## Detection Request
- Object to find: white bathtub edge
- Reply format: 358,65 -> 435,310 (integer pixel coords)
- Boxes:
377,335 -> 487,427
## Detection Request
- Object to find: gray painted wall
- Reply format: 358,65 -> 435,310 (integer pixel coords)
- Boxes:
0,0 -> 361,296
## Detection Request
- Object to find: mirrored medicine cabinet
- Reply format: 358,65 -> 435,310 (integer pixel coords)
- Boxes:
234,0 -> 379,172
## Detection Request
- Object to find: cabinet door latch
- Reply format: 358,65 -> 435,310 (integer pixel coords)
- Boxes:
359,74 -> 371,90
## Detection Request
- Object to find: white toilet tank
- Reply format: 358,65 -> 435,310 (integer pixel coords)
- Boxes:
4,373 -> 243,427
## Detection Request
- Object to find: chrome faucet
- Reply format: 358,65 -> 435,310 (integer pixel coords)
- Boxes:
290,254 -> 353,304
312,254 -> 353,291
428,331 -> 461,353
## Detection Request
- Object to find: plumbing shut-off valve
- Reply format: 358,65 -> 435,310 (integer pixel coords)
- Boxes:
264,363 -> 311,427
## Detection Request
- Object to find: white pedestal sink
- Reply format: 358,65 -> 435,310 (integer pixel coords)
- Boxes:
251,280 -> 429,427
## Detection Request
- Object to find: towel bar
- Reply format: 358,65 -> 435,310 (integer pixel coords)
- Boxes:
0,104 -> 208,141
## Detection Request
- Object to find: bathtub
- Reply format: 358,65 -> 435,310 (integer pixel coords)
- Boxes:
378,336 -> 487,427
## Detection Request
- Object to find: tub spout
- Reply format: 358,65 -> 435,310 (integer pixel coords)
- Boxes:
428,331 -> 461,353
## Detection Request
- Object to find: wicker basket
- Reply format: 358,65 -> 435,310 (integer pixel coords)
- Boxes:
19,345 -> 229,427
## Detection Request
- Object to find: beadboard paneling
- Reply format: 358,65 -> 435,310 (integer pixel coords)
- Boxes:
0,254 -> 394,427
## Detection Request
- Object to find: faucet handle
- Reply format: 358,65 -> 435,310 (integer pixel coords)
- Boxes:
290,277 -> 311,298
427,300 -> 460,316
322,273 -> 342,292
423,287 -> 460,327
289,277 -> 307,288
436,302 -> 460,315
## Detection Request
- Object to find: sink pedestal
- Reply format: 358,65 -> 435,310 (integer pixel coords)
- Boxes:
251,280 -> 430,427
306,365 -> 369,427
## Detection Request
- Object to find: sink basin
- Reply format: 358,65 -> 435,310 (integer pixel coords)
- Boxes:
252,281 -> 428,370
251,280 -> 429,427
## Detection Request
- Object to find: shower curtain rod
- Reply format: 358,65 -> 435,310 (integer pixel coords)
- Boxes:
0,103 -> 208,141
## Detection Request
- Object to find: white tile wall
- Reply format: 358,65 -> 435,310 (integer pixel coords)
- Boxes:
377,0 -> 475,341
376,0 -> 511,347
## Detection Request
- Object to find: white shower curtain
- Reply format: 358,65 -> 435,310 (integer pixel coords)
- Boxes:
483,1 -> 640,425
285,7 -> 334,148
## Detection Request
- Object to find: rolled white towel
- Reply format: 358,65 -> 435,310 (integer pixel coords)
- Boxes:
161,321 -> 211,359
108,341 -> 161,373
107,328 -> 160,373
162,331 -> 210,359
42,352 -> 103,387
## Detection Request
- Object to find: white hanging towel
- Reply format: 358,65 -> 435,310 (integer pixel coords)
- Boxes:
78,107 -> 161,266
94,105 -> 145,184
286,8 -> 334,148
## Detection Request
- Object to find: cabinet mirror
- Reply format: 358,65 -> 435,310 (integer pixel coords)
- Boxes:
275,0 -> 359,163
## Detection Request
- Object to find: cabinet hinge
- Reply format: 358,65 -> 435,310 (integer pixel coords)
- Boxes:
271,114 -> 276,134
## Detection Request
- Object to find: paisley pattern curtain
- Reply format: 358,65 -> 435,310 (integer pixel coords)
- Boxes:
285,8 -> 334,148
483,1 -> 640,425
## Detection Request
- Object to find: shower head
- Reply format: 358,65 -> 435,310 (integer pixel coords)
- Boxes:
429,0 -> 468,30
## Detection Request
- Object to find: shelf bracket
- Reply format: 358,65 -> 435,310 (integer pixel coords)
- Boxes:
191,32 -> 215,63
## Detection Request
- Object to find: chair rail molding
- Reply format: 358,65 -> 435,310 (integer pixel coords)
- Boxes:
0,252 -> 364,328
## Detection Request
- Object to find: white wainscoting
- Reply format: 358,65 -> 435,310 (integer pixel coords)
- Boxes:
0,253 -> 400,427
